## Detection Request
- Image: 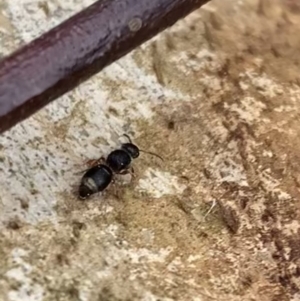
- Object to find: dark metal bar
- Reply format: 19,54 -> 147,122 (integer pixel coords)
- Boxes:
0,0 -> 210,134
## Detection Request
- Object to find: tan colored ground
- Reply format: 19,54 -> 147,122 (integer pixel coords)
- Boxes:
1,0 -> 300,300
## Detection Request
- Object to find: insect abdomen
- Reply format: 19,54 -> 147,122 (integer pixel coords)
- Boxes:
79,164 -> 113,199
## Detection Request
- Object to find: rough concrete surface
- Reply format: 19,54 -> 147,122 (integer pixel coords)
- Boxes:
1,0 -> 300,300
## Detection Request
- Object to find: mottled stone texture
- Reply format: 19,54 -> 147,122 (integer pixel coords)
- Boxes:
1,0 -> 300,300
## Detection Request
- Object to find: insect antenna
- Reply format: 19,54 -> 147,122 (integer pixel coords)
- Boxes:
121,133 -> 164,161
140,149 -> 164,162
122,133 -> 133,143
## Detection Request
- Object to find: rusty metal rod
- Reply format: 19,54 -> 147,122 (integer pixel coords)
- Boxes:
0,0 -> 210,134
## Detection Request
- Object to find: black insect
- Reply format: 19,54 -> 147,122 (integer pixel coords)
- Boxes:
78,134 -> 163,200
78,164 -> 113,199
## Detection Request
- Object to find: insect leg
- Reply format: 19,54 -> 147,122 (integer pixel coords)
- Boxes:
118,166 -> 136,178
85,156 -> 106,167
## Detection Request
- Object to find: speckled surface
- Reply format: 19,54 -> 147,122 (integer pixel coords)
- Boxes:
1,0 -> 300,300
